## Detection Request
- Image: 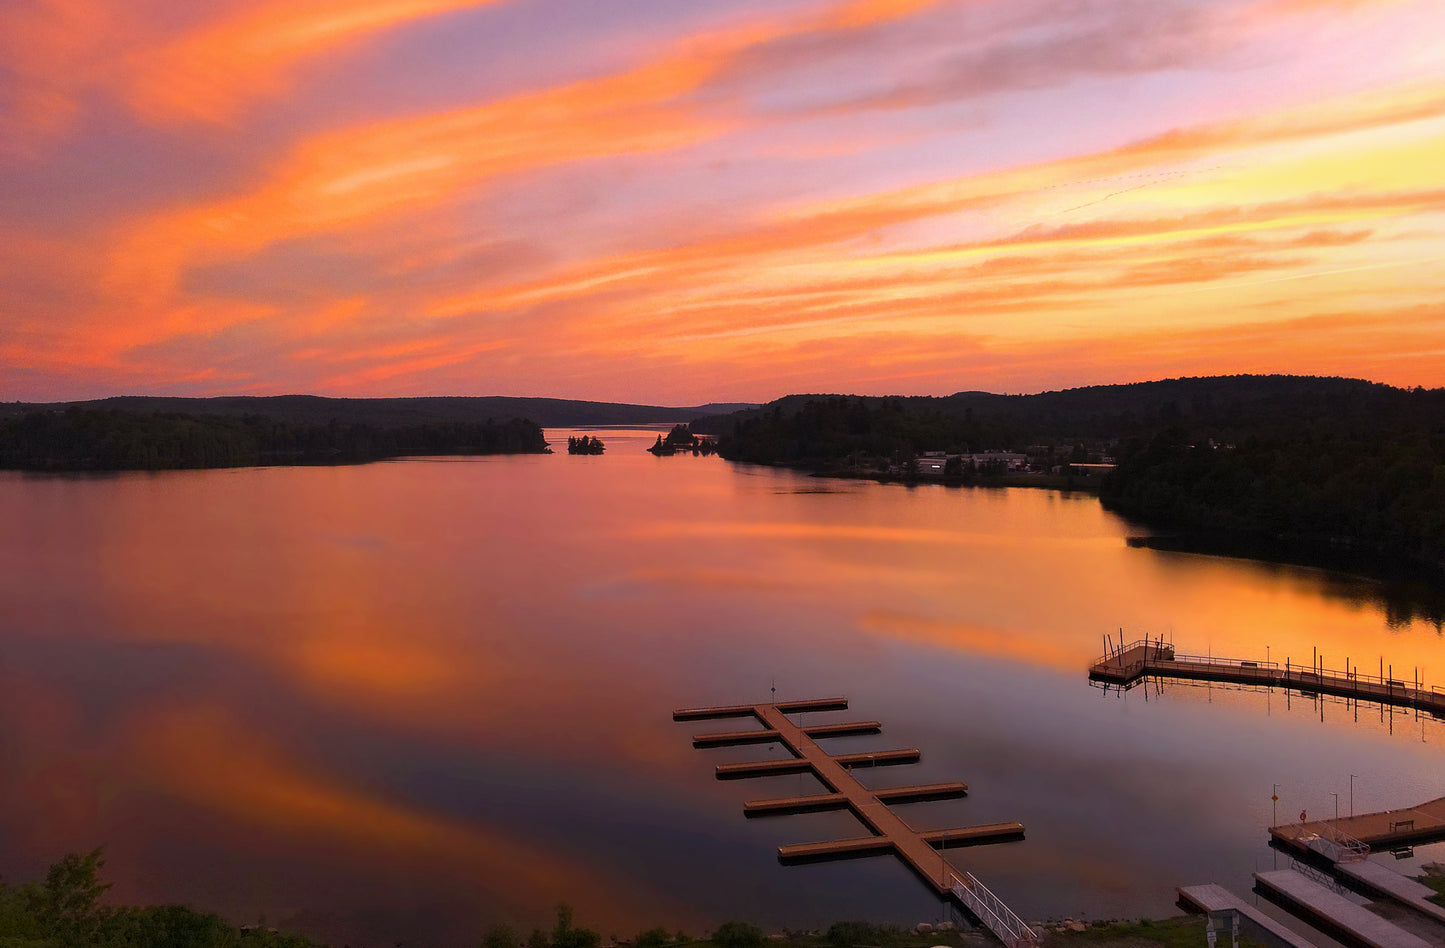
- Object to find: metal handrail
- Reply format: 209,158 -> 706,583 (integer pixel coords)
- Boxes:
1289,859 -> 1349,893
1317,823 -> 1370,863
1091,640 -> 1174,667
949,871 -> 1038,948
1171,653 -> 1279,670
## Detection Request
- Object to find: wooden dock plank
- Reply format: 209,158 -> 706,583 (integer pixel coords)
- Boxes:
803,721 -> 882,739
874,782 -> 969,803
674,704 -> 761,721
778,836 -> 894,863
715,758 -> 811,779
747,783 -> 971,817
1178,883 -> 1317,948
1254,869 -> 1430,948
673,697 -> 849,721
744,793 -> 848,817
833,748 -> 921,768
693,729 -> 780,748
921,823 -> 1025,847
777,698 -> 850,714
695,721 -> 883,748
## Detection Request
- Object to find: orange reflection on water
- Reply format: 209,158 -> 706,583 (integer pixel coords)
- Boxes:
128,705 -> 583,888
2,447 -> 1443,943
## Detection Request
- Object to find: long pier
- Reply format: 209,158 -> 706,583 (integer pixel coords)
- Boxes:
1088,640 -> 1445,718
675,697 -> 1037,948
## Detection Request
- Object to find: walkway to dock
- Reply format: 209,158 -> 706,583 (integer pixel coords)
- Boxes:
674,697 -> 1036,948
1254,869 -> 1431,948
1088,640 -> 1445,718
1271,797 -> 1445,855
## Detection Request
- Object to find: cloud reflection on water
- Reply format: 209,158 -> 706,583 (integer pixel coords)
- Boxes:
1,448 -> 1443,946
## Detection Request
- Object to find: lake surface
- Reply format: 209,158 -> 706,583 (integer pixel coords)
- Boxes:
2,427 -> 1443,947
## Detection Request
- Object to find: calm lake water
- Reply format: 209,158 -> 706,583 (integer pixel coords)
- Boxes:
2,426 -> 1443,947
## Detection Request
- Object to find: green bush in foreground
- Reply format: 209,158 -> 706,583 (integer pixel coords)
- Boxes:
710,921 -> 765,948
0,849 -> 317,948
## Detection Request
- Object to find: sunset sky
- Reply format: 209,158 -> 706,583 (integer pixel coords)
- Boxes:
2,0 -> 1443,403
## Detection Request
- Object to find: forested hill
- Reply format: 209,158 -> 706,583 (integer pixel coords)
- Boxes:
0,409 -> 548,471
697,376 -> 1431,451
0,395 -> 754,428
701,375 -> 1445,571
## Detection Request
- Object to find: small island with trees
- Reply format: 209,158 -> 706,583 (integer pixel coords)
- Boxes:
567,435 -> 606,455
649,424 -> 718,456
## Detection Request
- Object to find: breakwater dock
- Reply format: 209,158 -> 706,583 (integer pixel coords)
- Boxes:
1088,639 -> 1445,717
675,697 -> 1038,948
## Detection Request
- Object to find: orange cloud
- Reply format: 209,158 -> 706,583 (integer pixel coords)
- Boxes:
0,0 -> 112,156
7,1 -> 1443,399
105,0 -> 947,310
123,0 -> 510,125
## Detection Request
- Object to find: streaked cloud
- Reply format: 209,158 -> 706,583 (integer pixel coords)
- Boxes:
0,0 -> 1441,400
123,0 -> 511,125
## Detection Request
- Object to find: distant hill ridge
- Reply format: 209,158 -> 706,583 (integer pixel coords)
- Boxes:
0,395 -> 759,428
696,372 -> 1421,439
697,374 -> 1445,575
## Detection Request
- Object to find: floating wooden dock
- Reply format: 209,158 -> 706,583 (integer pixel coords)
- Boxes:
1254,869 -> 1431,948
1088,640 -> 1445,718
675,697 -> 1037,947
1270,796 -> 1445,856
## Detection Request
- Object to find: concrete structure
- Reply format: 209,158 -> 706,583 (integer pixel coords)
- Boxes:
1254,869 -> 1430,948
1178,883 -> 1317,948
1336,861 -> 1445,928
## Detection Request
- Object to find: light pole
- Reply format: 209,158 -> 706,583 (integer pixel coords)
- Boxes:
1350,774 -> 1357,818
1272,784 -> 1280,870
1331,792 -> 1339,824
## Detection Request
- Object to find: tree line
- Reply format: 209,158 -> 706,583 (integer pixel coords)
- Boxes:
0,408 -> 549,471
1,850 -> 924,948
702,376 -> 1445,573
